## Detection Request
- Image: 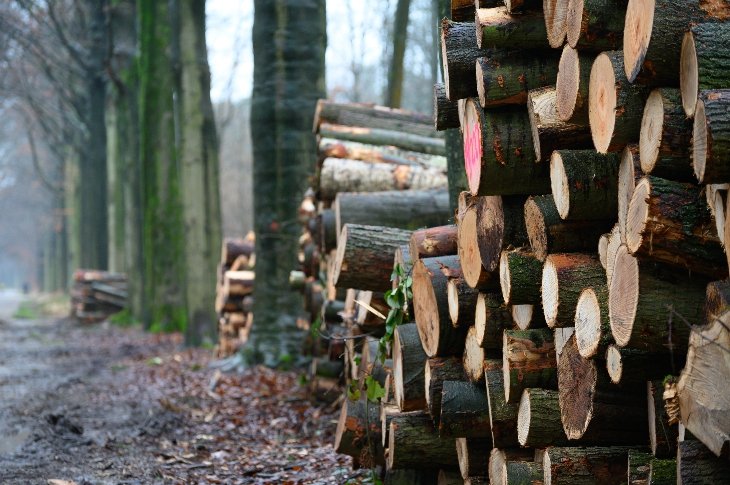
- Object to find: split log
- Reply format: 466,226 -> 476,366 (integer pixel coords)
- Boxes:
542,253 -> 604,328
543,446 -> 635,485
589,51 -> 650,153
609,245 -> 706,353
543,0 -> 569,48
456,437 -> 491,479
692,90 -> 730,185
705,280 -> 730,326
334,190 -> 450,239
440,380 -> 492,438
499,248 -> 543,305
566,0 -> 625,50
676,440 -> 730,484
313,100 -> 436,138
626,176 -> 726,279
528,87 -> 593,163
648,379 -> 679,459
333,224 -> 411,292
335,397 -> 384,465
502,328 -> 557,403
441,20 -> 489,101
387,411 -> 459,470
319,124 -> 446,156
511,303 -> 547,330
448,275 -> 479,327
410,225 -> 459,262
524,194 -> 611,260
425,357 -> 467,424
550,149 -> 619,220
517,388 -> 569,447
474,292 -> 514,351
555,45 -> 591,123
639,89 -> 693,181
413,255 -> 469,357
475,7 -> 548,49
605,345 -> 682,388
677,312 -> 730,458
463,99 -> 548,196
485,360 -> 520,448
476,50 -> 560,108
394,323 -> 428,412
574,285 -> 612,358
435,83 -> 461,131
463,325 -> 487,382
681,23 -> 730,117
618,145 -> 642,244
318,137 -> 446,169
221,238 -> 254,265
488,449 -> 538,485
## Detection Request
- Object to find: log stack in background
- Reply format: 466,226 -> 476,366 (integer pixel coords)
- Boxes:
327,1 -> 730,482
70,269 -> 127,323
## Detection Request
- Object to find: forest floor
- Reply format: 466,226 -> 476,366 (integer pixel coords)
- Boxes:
0,290 -> 363,485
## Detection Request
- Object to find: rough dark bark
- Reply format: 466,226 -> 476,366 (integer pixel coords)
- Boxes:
488,448 -> 537,485
605,345 -> 683,388
317,209 -> 337,253
681,23 -> 730,117
476,7 -> 548,49
476,50 -> 560,108
692,90 -> 730,185
541,253 -> 605,328
704,279 -> 730,326
439,380 -> 492,438
677,440 -> 730,484
319,124 -> 446,156
517,388 -> 569,447
499,248 -> 543,305
387,411 -> 459,470
313,100 -> 436,137
456,437 -> 491,479
441,20 -> 489,100
484,360 -> 520,448
394,323 -> 429,412
566,0 -> 626,51
318,137 -> 446,169
448,275 -> 479,327
434,83 -> 460,131
502,328 -> 557,403
647,379 -> 679,459
425,356 -> 467,424
335,397 -> 384,465
543,446 -> 635,485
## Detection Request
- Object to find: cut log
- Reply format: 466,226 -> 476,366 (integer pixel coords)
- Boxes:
693,90 -> 730,185
555,45 -> 592,123
502,328 -> 557,403
542,253 -> 605,328
528,87 -> 593,163
317,209 -> 337,253
499,248 -> 543,305
476,50 -> 560,108
677,312 -> 730,458
543,0 -> 570,48
574,285 -> 612,359
448,275 -> 479,328
639,89 -> 693,181
440,379 -> 492,438
677,440 -> 730,484
335,397 -> 384,465
475,7 -> 548,49
456,437 -> 491,479
565,0 -> 625,50
511,304 -> 547,330
387,411 -> 459,470
333,224 -> 412,292
705,280 -> 730,326
441,20 -> 489,101
458,206 -> 497,290
589,51 -> 650,153
221,238 -> 254,265
550,149 -> 620,220
463,325 -> 487,382
618,144 -> 642,244
524,194 -> 612,260
605,345 -> 683,388
488,448 -> 538,485
517,388 -> 569,447
475,292 -> 514,351
463,99 -> 548,196
492,459 -> 543,485
410,225 -> 459,262
318,137 -> 446,170
435,82 -> 461,131
543,446 -> 635,485
334,190 -> 450,241
319,124 -> 446,156
413,255 -> 469,357
425,357 -> 467,424
223,270 -> 255,297
394,323 -> 429,412
709,185 -> 727,245
485,360 -> 520,448
681,23 -> 730,118
648,379 -> 679,459
313,100 -> 436,138
605,224 -> 622,287
609,245 -> 706,353
626,176 -> 726,279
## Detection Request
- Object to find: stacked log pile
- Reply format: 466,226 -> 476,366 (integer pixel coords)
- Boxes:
215,234 -> 255,358
327,1 -> 730,483
70,270 -> 127,323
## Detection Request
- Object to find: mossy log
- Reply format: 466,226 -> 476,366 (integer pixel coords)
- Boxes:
476,50 -> 560,108
550,149 -> 619,220
434,82 -> 460,131
335,397 -> 384,465
618,145 -> 642,244
313,99 -> 436,137
393,323 -> 428,412
474,292 -> 514,351
410,225 -> 459,262
318,124 -> 446,156
681,23 -> 730,117
387,410 -> 459,470
692,90 -> 730,185
439,380 -> 492,438
566,0 -> 626,51
648,458 -> 676,484
543,446 -> 637,485
517,388 -> 569,447
485,360 -> 520,448
556,45 -> 592,123
628,450 -> 653,484
425,356 -> 467,425
647,379 -> 678,459
456,437 -> 491,479
574,285 -> 612,359
502,328 -> 557,403
676,440 -> 730,484
499,248 -> 543,305
542,253 -> 605,328
441,20 -> 489,101
475,7 -> 548,49
448,275 -> 480,328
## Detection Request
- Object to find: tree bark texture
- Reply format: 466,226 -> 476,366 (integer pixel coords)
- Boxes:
475,292 -> 514,351
543,446 -> 635,485
500,248 -> 543,305
388,411 -> 459,470
550,149 -> 619,220
319,123 -> 446,156
676,440 -> 730,484
476,7 -> 548,49
566,0 -> 626,51
441,20 -> 489,100
394,323 -> 429,412
503,328 -> 557,403
335,397 -> 384,465
439,379 -> 492,438
318,137 -> 446,169
542,253 -> 605,328
456,437 -> 491,479
410,225 -> 459,262
517,388 -> 569,447
425,356 -> 466,425
314,100 -> 436,138
693,90 -> 730,185
681,23 -> 730,117
556,45 -> 592,124
435,82 -> 460,131
476,50 -> 560,108
448,275 -> 479,327
485,361 -> 520,448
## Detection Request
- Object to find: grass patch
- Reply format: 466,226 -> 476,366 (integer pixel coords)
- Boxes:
13,301 -> 40,319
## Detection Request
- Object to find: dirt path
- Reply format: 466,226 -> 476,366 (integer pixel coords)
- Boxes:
0,292 -> 357,484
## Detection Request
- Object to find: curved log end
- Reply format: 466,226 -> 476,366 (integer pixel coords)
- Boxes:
549,151 -> 570,220
639,89 -> 664,175
575,287 -> 602,358
608,245 -> 639,348
623,0 -> 655,83
463,100 -> 484,195
680,30 -> 698,117
692,99 -> 708,183
556,44 -> 580,122
589,53 -> 618,154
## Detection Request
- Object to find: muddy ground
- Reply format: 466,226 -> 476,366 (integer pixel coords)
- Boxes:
0,290 -> 359,484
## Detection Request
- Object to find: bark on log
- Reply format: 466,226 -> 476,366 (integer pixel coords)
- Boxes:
476,7 -> 548,49
435,83 -> 461,131
488,448 -> 538,485
705,279 -> 730,326
626,176 -> 726,279
554,326 -> 575,359
458,205 -> 497,289
681,23 -> 730,118
335,397 -> 384,465
476,50 -> 560,108
648,379 -> 679,459
413,255 -> 469,357
692,90 -> 730,185
517,388 -> 569,447
500,248 -> 543,305
566,0 -> 626,51
485,360 -> 520,448
589,51 -> 650,153
313,100 -> 436,138
628,450 -> 652,484
550,149 -> 620,220
410,225 -> 459,262
556,45 -> 592,123
441,20 -> 489,101
425,356 -> 467,425
512,303 -> 547,330
502,328 -> 557,403
317,209 -> 337,253
318,137 -> 447,170
456,437 -> 491,479
639,89 -> 694,182
605,345 -> 683,388
528,87 -> 593,163
463,99 -> 548,196
648,458 -> 676,484
609,245 -> 706,353
542,253 -> 605,328
574,285 -> 612,358
223,270 -> 255,297
394,323 -> 429,412
543,446 -> 636,485
319,123 -> 446,156
524,195 -> 612,260
618,145 -> 642,244
492,459 -> 544,485
463,325 -> 487,382
676,440 -> 730,484
440,379 -> 492,438
543,0 -> 570,48
475,292 -> 514,351
387,410 -> 459,470
448,275 -> 479,328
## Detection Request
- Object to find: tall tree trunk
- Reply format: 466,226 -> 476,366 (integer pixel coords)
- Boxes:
248,0 -> 327,366
386,0 -> 412,108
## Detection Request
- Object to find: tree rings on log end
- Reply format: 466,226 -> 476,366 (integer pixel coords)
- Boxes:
557,335 -> 597,439
608,245 -> 639,348
623,0 -> 655,83
680,30 -> 699,117
575,288 -> 604,358
625,177 -> 650,254
692,99 -> 709,183
556,44 -> 581,122
639,90 -> 665,175
589,53 -> 618,154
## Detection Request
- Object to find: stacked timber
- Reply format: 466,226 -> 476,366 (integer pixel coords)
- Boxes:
70,270 -> 127,323
215,234 -> 255,358
327,1 -> 730,483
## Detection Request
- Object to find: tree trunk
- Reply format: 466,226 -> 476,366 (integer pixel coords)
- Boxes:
692,90 -> 730,184
441,20 -> 489,100
681,23 -> 730,117
574,285 -> 612,358
334,224 -> 412,292
318,137 -> 446,169
499,249 -> 543,305
394,323 -> 429,412
618,144 -> 642,244
476,7 -> 548,49
313,100 -> 436,138
485,361 -> 520,448
647,379 -> 679,459
439,379 -> 492,438
456,437 -> 491,479
319,124 -> 446,156
425,356 -> 467,424
677,440 -> 730,484
566,0 -> 626,51
448,276 -> 479,327
410,225 -> 459,262
387,411 -> 459,470
556,45 -> 592,123
543,446 -> 635,485
542,253 -> 605,328
502,328 -> 557,403
386,0 -> 413,108
474,292 -> 514,351
434,83 -> 461,131
543,0 -> 570,48
335,397 -> 384,465
517,388 -> 569,447
476,50 -> 560,108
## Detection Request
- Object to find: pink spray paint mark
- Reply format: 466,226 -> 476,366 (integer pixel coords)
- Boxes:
463,120 -> 482,192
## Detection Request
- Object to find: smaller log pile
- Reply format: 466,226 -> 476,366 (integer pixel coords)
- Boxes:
215,234 -> 255,358
70,270 -> 127,323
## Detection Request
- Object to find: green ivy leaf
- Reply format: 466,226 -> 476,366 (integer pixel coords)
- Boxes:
354,355 -> 361,366
347,380 -> 361,401
365,375 -> 386,402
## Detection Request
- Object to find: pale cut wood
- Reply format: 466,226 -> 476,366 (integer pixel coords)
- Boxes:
618,144 -> 642,244
555,44 -> 591,123
447,276 -> 479,328
543,0 -> 569,48
693,90 -> 730,185
550,149 -> 619,220
574,285 -> 611,358
463,325 -> 487,382
541,253 -> 604,328
681,24 -> 730,117
393,323 -> 428,412
319,123 -> 446,156
676,440 -> 730,484
474,292 -> 513,351
499,248 -> 543,305
605,223 -> 622,287
488,448 -> 535,485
